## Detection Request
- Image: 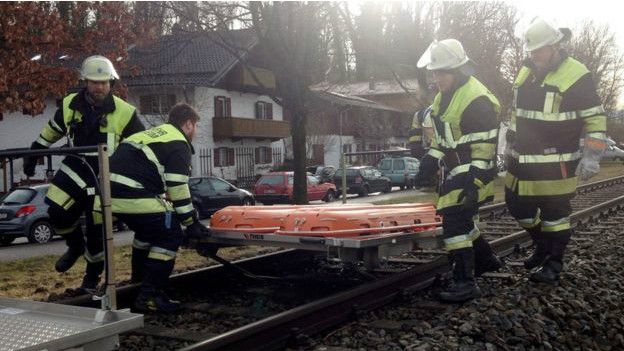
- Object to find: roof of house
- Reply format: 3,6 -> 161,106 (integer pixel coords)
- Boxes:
312,91 -> 403,113
311,78 -> 422,97
124,29 -> 257,87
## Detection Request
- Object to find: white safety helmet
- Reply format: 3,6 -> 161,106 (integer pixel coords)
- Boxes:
417,39 -> 470,71
80,55 -> 119,81
524,18 -> 570,52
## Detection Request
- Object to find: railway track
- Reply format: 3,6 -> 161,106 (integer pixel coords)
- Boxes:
59,175 -> 624,350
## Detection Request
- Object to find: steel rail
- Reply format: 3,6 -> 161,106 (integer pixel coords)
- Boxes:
54,175 -> 624,349
180,175 -> 624,351
58,249 -> 309,307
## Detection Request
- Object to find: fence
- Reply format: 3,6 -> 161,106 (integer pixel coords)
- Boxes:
198,146 -> 284,190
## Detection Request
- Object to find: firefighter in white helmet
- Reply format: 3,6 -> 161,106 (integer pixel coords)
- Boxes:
414,39 -> 502,302
505,18 -> 607,283
23,55 -> 144,293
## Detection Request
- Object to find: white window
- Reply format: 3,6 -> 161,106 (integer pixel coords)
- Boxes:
255,101 -> 273,120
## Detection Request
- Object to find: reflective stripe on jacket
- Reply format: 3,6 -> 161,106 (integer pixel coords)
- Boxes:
109,123 -> 197,226
507,56 -> 607,198
428,76 -> 500,213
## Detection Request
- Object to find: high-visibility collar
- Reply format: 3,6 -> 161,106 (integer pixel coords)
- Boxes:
432,76 -> 500,125
62,92 -> 135,156
431,77 -> 500,149
514,57 -> 589,93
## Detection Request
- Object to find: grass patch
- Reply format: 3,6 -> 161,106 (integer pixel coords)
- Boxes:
373,162 -> 624,206
4,164 -> 623,300
1,245 -> 280,300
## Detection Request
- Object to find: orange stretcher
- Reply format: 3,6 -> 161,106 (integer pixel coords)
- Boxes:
210,204 -> 441,238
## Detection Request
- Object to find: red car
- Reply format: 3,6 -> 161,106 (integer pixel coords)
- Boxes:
253,171 -> 337,204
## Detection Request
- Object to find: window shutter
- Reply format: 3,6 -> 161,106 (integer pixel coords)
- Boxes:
226,98 -> 232,117
227,148 -> 235,166
214,148 -> 221,166
267,103 -> 273,120
255,102 -> 261,119
267,147 -> 273,163
214,97 -> 222,117
255,148 -> 260,163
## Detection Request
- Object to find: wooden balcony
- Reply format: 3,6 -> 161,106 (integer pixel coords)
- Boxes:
213,117 -> 290,140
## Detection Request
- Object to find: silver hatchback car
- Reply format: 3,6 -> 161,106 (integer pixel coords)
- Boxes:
0,184 -> 55,245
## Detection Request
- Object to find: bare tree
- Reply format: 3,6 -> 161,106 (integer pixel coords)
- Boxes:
136,2 -> 624,204
157,2 -> 332,204
568,20 -> 624,112
435,1 -> 520,118
246,2 -> 331,203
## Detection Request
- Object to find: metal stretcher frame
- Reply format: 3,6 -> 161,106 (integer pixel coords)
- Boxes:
198,226 -> 444,269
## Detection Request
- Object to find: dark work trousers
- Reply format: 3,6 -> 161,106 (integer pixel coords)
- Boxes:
505,188 -> 573,262
117,213 -> 185,295
442,207 -> 496,267
45,159 -> 104,282
442,207 -> 479,242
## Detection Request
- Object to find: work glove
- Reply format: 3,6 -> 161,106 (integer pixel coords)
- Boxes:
458,182 -> 479,211
23,156 -> 38,177
195,242 -> 221,258
415,154 -> 439,187
184,221 -> 211,240
576,136 -> 607,181
502,129 -> 516,171
23,141 -> 46,177
458,166 -> 484,211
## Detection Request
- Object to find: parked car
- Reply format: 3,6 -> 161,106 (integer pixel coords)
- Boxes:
189,176 -> 255,219
0,184 -> 55,245
253,171 -> 337,204
334,166 -> 392,197
603,138 -> 624,161
306,165 -> 336,184
377,156 -> 420,189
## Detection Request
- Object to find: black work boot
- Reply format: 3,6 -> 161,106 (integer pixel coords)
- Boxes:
439,248 -> 482,303
135,258 -> 180,313
134,290 -> 182,313
529,260 -> 562,282
76,275 -> 100,295
55,231 -> 85,273
530,232 -> 570,283
76,261 -> 104,294
472,236 -> 504,277
523,227 -> 549,270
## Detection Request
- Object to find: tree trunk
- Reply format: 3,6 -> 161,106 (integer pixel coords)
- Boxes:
290,105 -> 308,204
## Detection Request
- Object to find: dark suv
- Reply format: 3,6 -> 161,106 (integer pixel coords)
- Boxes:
377,156 -> 420,189
334,166 -> 392,197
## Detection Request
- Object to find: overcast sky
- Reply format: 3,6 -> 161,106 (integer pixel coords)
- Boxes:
513,0 -> 624,47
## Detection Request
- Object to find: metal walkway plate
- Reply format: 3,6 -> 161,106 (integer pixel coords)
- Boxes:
0,297 -> 143,351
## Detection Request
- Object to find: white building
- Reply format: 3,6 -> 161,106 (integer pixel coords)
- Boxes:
125,29 -> 288,188
0,101 -> 63,192
0,29 -> 289,192
299,91 -> 411,168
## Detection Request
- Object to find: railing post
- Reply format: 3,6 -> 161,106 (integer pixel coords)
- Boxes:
341,152 -> 347,204
98,144 -> 116,311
